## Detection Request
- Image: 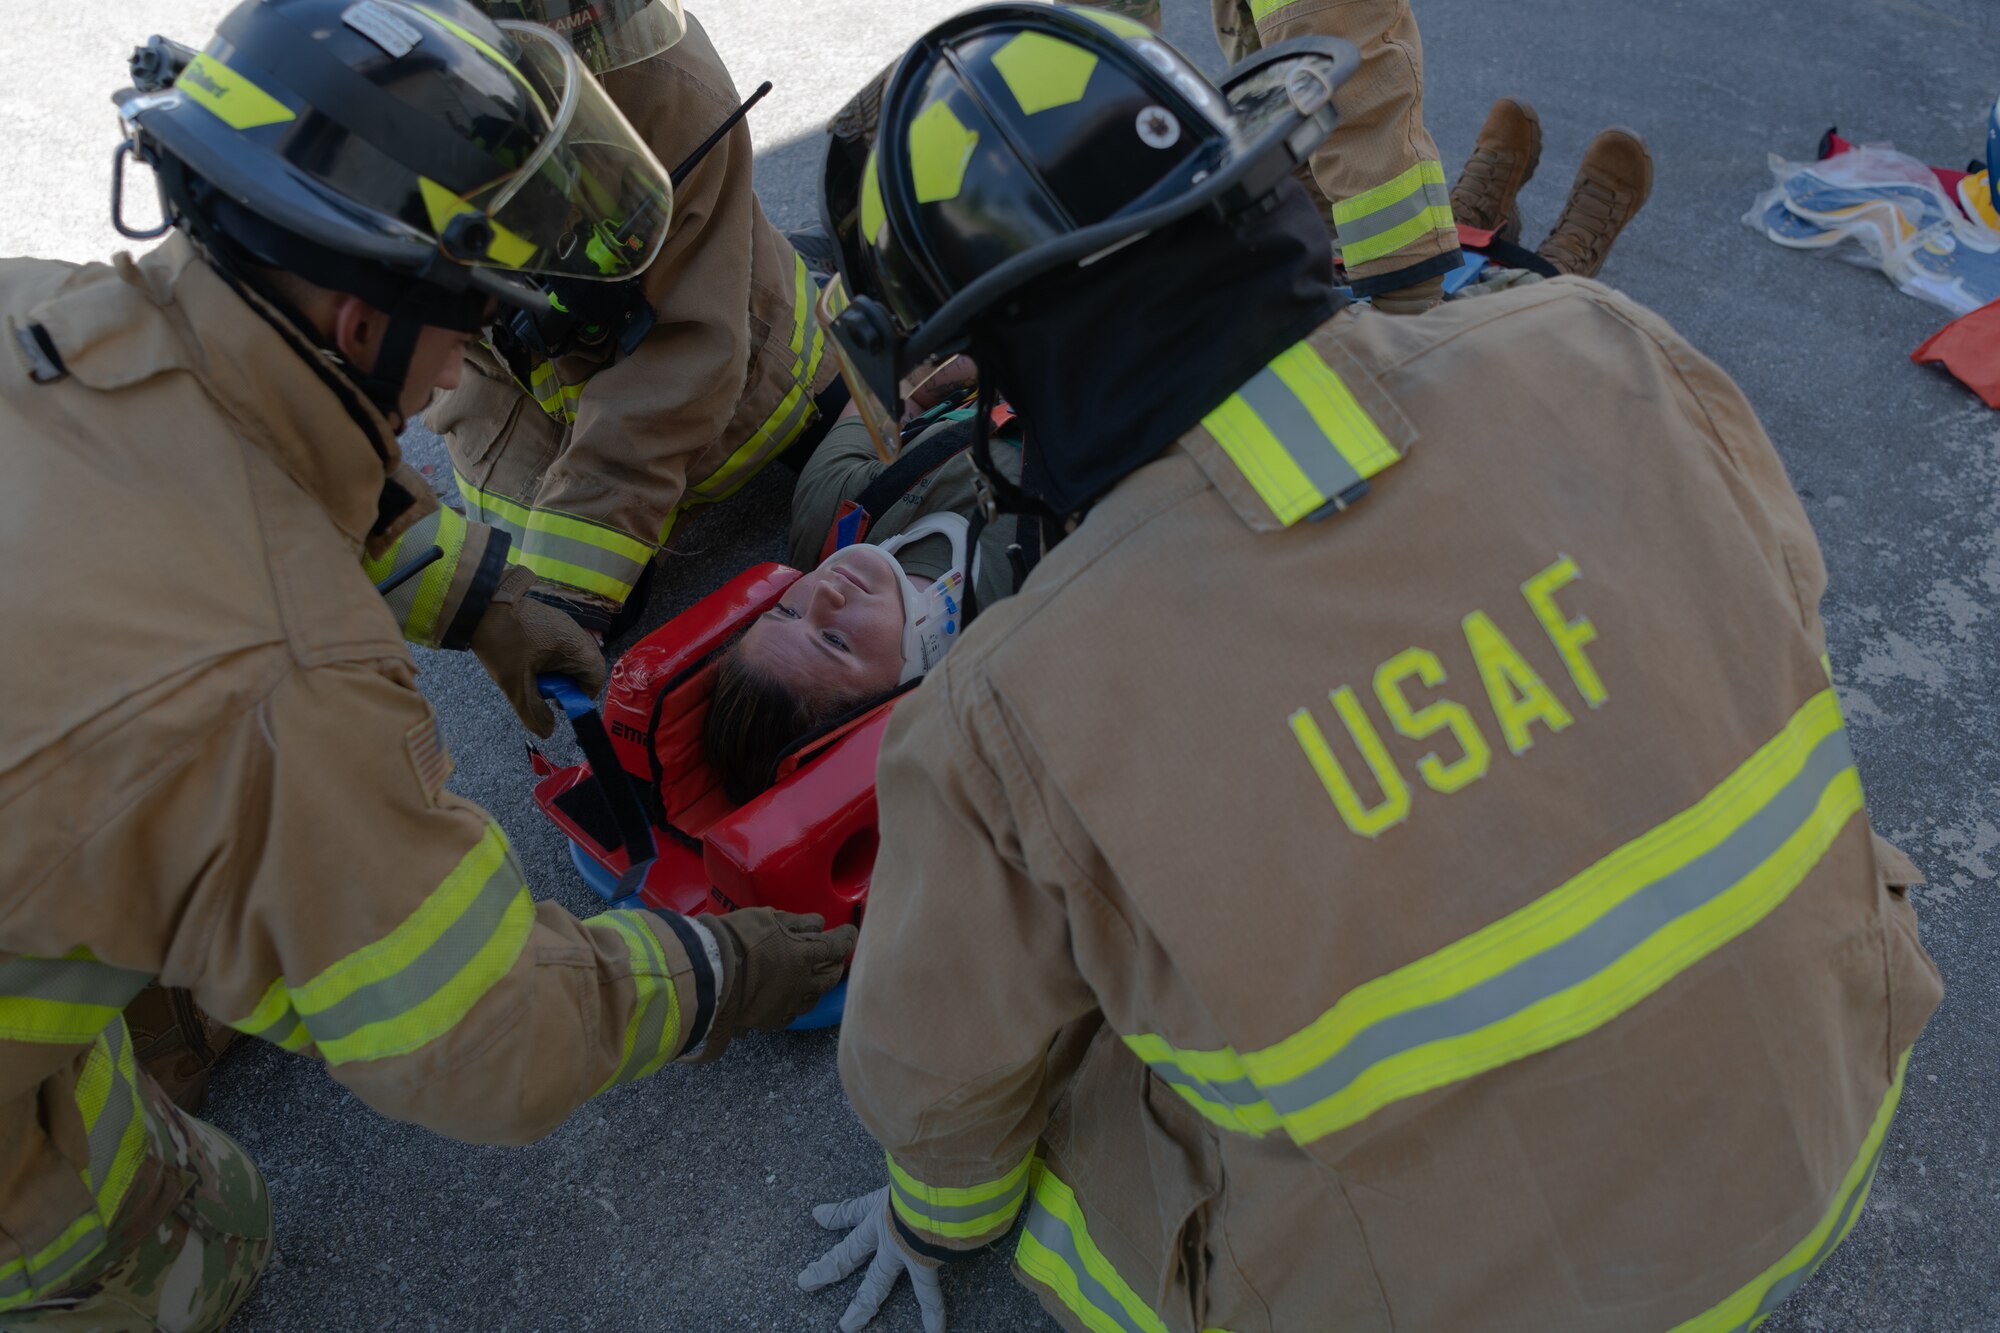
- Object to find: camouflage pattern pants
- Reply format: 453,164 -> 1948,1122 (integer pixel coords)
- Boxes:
8,1077 -> 272,1332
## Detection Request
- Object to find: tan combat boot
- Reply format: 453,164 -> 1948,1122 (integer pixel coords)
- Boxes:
1536,127 -> 1654,278
1450,98 -> 1543,241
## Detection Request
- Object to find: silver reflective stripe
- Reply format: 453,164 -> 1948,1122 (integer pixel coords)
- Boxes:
517,525 -> 650,589
295,852 -> 523,1042
1261,726 -> 1856,1120
1023,1196 -> 1154,1333
0,956 -> 151,1008
237,1001 -> 304,1049
1232,362 -> 1366,506
1143,1059 -> 1265,1121
609,916 -> 672,1085
379,509 -> 445,625
1736,1133 -> 1888,1330
889,1172 -> 1030,1230
21,1222 -> 107,1294
688,387 -> 817,503
1339,175 -> 1452,246
83,1046 -> 138,1197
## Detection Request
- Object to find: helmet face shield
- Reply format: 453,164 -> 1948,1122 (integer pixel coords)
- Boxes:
478,0 -> 685,73
817,273 -> 904,462
452,22 -> 672,281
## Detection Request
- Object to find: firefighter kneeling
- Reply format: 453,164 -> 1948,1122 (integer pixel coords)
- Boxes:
0,3 -> 851,1327
796,9 -> 1943,1332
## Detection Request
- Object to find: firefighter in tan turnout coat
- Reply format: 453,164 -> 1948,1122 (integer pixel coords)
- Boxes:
416,0 -> 842,633
0,4 -> 851,1326
794,11 -> 1942,1332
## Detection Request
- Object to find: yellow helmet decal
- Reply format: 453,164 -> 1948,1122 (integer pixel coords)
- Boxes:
178,53 -> 296,131
417,176 -> 539,268
860,148 -> 889,247
990,31 -> 1100,115
907,100 -> 981,205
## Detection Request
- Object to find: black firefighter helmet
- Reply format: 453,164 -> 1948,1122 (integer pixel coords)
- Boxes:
114,0 -> 674,410
816,3 -> 1358,465
472,0 -> 686,75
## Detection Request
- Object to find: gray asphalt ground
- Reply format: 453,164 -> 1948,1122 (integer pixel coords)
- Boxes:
7,0 -> 2000,1329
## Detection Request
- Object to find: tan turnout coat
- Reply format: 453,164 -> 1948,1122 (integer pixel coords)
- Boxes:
0,238 -> 709,1311
840,277 -> 1942,1333
427,12 -> 838,614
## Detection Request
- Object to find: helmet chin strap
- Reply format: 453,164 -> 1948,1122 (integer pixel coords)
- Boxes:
338,307 -> 427,424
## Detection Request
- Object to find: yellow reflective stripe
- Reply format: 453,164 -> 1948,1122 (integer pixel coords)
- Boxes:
79,1025 -> 149,1225
1331,160 -> 1448,228
886,1152 -> 1034,1240
0,1212 -> 104,1310
1265,343 -> 1399,480
789,252 -> 812,363
1332,161 -> 1456,267
410,5 -> 547,116
284,823 -> 536,1065
0,949 -> 152,1045
526,361 -> 586,423
1202,392 -> 1323,525
457,477 -> 653,565
886,1151 -> 1034,1208
1122,1033 -> 1278,1136
685,253 -> 825,508
178,53 -> 296,131
0,1024 -> 158,1310
457,474 -> 650,600
594,912 -> 683,1090
229,977 -> 313,1053
1672,1050 -> 1911,1332
363,507 -> 469,647
1128,690 -> 1861,1144
1342,206 -> 1457,267
502,549 -> 620,601
1017,1164 -> 1171,1333
1248,0 -> 1305,18
1201,341 -> 1400,527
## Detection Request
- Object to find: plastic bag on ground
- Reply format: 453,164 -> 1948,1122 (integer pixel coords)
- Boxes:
1747,143 -> 2000,315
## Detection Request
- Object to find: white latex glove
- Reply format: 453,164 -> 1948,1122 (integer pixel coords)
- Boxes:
797,1186 -> 947,1333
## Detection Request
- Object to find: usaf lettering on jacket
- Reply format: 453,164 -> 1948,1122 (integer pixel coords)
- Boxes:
1291,554 -> 1604,838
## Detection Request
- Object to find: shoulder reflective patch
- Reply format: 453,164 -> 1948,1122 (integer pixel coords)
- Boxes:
178,53 -> 296,132
404,711 -> 455,804
416,177 -> 537,268
990,31 -> 1100,115
907,100 -> 980,205
1200,341 -> 1402,526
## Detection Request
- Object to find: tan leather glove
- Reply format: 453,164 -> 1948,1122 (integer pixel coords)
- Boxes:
469,565 -> 608,738
694,909 -> 858,1062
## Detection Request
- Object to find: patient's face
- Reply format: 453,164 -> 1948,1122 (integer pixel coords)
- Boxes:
738,553 -> 906,703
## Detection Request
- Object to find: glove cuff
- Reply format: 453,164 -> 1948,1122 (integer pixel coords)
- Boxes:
442,528 -> 512,651
652,911 -> 722,1057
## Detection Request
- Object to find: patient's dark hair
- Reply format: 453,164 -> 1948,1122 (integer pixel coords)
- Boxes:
702,636 -> 861,805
